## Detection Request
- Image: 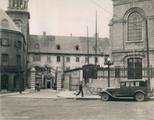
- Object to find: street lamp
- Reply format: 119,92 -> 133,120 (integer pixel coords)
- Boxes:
105,56 -> 113,87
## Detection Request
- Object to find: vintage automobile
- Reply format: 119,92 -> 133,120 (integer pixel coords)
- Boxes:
99,80 -> 148,101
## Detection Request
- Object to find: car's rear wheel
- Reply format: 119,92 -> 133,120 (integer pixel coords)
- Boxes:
101,93 -> 110,101
135,92 -> 145,102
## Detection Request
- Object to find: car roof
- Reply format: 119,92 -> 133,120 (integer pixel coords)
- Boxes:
120,79 -> 147,82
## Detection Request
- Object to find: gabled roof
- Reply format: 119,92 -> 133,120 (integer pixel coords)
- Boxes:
29,35 -> 110,55
0,9 -> 21,32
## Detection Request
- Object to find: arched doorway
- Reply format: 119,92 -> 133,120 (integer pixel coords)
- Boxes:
127,58 -> 142,79
1,75 -> 9,90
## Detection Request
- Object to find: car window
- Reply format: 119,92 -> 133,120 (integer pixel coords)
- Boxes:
135,82 -> 139,87
121,82 -> 126,87
126,82 -> 129,87
130,82 -> 134,87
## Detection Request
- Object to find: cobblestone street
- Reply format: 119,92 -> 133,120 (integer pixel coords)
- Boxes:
0,91 -> 154,120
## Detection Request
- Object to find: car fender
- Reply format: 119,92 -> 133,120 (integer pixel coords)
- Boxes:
134,90 -> 145,95
100,91 -> 114,98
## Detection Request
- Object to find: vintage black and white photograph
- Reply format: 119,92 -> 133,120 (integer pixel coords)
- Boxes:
0,0 -> 154,120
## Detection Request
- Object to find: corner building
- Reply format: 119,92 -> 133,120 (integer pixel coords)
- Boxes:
0,10 -> 26,91
110,0 -> 154,87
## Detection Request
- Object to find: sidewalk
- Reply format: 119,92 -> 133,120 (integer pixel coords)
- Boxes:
1,89 -> 154,100
0,89 -> 100,100
0,89 -> 31,97
57,90 -> 101,100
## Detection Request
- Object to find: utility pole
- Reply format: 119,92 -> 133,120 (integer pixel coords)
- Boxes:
95,11 -> 98,65
87,26 -> 89,64
145,19 -> 151,93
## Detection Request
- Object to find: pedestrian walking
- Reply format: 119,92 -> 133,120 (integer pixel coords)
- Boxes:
76,81 -> 84,97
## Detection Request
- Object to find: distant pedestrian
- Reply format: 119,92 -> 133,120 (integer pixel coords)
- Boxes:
35,82 -> 40,91
76,81 -> 84,97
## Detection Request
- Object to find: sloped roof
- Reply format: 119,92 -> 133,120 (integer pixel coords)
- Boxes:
0,9 -> 21,32
29,35 -> 110,55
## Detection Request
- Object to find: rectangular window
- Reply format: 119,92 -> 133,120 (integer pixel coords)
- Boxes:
85,57 -> 88,63
115,67 -> 120,78
16,55 -> 21,65
33,54 -> 41,62
66,57 -> 70,62
65,67 -> 70,71
76,57 -> 80,62
57,56 -> 61,62
1,54 -> 9,66
1,38 -> 9,46
95,57 -> 98,63
47,56 -> 51,63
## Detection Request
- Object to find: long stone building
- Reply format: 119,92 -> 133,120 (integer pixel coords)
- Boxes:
28,34 -> 109,89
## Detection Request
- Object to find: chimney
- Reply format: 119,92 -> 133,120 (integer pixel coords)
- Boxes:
43,32 -> 46,40
43,32 -> 46,36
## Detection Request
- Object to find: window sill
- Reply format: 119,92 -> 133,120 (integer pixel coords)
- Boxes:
126,40 -> 144,44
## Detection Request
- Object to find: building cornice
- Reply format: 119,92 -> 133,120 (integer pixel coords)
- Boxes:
6,10 -> 30,19
113,0 -> 152,6
28,52 -> 107,56
112,49 -> 154,54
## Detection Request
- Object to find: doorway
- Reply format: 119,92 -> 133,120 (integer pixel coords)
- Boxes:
1,75 -> 9,90
47,81 -> 51,88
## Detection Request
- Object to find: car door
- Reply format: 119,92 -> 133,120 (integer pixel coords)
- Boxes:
115,82 -> 131,97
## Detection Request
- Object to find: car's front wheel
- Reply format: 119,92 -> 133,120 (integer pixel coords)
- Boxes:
135,92 -> 145,102
101,93 -> 110,101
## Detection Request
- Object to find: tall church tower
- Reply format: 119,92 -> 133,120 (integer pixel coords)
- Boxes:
6,0 -> 30,88
6,0 -> 30,44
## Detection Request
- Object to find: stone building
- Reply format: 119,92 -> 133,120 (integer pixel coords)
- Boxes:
28,34 -> 109,89
110,0 -> 154,88
0,9 -> 26,91
0,0 -> 29,91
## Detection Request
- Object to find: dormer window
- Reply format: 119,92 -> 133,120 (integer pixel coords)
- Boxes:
56,44 -> 61,50
75,45 -> 79,51
1,19 -> 9,28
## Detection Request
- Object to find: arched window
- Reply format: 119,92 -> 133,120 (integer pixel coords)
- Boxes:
128,12 -> 143,41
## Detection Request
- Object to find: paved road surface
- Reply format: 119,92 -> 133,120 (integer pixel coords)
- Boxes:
0,95 -> 154,120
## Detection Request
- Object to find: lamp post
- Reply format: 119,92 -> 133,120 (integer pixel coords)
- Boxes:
145,19 -> 151,94
105,56 -> 113,87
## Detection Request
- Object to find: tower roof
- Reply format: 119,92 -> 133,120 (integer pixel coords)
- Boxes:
0,9 -> 21,32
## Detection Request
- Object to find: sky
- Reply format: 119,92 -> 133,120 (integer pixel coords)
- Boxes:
0,0 -> 113,38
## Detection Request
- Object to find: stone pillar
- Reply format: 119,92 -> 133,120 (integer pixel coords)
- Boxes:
56,71 -> 62,91
30,67 -> 36,91
80,70 -> 83,82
